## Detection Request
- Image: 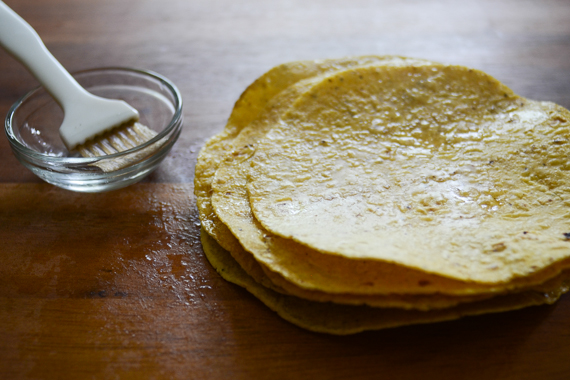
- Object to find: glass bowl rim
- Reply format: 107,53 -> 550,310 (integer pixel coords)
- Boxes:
4,66 -> 183,165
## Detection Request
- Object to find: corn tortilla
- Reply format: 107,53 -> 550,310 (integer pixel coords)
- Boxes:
246,63 -> 570,284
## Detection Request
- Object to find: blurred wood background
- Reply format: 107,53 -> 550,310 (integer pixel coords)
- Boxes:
1,0 -> 570,379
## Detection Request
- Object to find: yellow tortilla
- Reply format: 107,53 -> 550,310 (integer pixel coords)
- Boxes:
246,63 -> 570,284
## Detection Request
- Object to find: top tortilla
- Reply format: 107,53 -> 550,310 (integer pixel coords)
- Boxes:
245,63 -> 570,284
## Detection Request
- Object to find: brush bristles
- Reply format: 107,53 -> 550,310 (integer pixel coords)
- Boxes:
77,122 -> 157,158
76,122 -> 165,172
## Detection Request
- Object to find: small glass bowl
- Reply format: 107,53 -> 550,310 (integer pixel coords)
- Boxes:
5,67 -> 183,192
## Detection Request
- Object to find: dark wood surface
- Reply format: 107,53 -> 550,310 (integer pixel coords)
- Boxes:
1,0 -> 570,379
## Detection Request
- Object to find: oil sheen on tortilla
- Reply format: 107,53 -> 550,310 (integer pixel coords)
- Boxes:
245,63 -> 570,284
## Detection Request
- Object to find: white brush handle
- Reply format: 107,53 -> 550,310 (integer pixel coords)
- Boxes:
0,1 -> 140,149
0,1 -> 90,110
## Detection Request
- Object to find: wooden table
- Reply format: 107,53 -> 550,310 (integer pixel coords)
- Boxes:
1,0 -> 570,378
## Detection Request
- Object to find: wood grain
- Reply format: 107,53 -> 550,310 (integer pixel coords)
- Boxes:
1,0 -> 570,379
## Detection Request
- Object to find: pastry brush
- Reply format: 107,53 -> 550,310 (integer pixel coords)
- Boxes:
0,1 -> 157,171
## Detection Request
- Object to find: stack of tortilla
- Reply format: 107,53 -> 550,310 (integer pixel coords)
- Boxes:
194,56 -> 570,334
